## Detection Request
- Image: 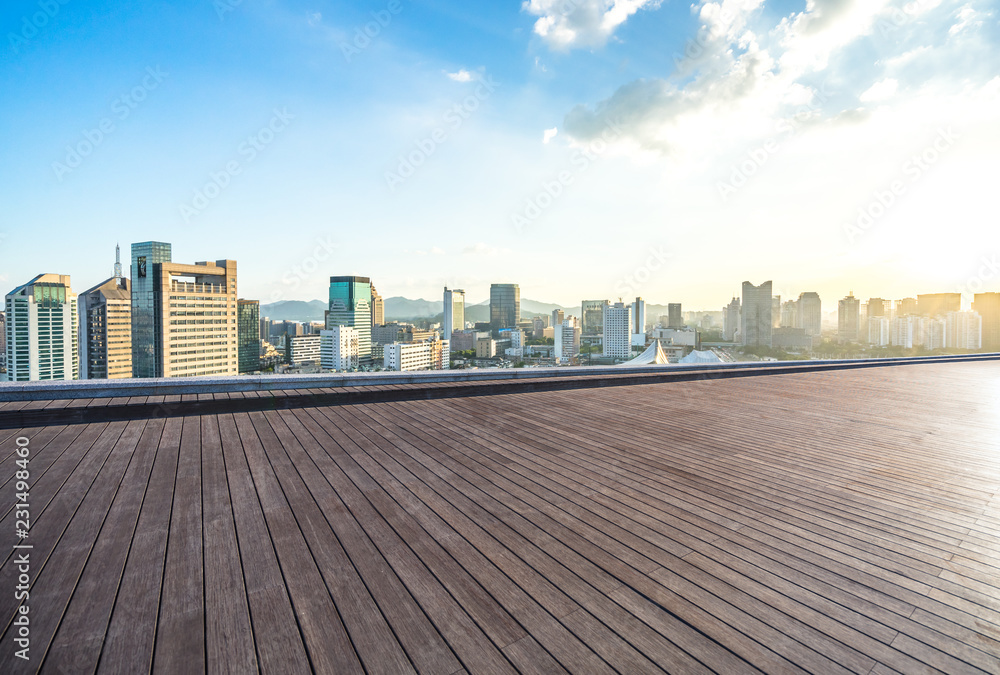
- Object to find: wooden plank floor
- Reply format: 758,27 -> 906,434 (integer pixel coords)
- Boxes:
0,361 -> 998,673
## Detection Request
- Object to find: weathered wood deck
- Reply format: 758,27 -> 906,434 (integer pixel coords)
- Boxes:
0,360 -> 998,673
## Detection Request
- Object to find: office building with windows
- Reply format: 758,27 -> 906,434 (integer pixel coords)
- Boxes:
603,302 -> 632,359
797,292 -> 822,337
4,274 -> 79,381
554,316 -> 580,364
945,311 -> 982,350
80,276 -> 132,379
443,287 -> 465,342
237,299 -> 260,373
321,326 -> 360,371
741,281 -> 772,347
130,241 -> 173,378
838,293 -> 861,342
972,293 -> 999,350
489,283 -> 520,334
581,300 -> 608,336
326,276 -> 374,363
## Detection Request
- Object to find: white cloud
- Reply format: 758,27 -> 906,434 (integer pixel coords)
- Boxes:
860,78 -> 899,102
447,69 -> 474,82
542,127 -> 559,144
307,12 -> 322,27
522,0 -> 663,50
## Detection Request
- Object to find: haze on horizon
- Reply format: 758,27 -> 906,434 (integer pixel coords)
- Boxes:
2,0 -> 998,311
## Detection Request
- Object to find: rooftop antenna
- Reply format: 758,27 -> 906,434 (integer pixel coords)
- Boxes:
114,243 -> 123,281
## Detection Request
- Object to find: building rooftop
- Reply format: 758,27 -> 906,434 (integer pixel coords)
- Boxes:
1,358 -> 999,673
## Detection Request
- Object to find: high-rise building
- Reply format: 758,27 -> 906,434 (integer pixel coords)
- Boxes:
867,298 -> 887,318
551,309 -> 564,330
923,317 -> 946,350
797,292 -> 822,337
771,296 -> 781,329
531,315 -> 548,339
581,300 -> 608,336
631,297 -> 646,346
131,252 -> 238,378
370,284 -> 385,327
866,316 -> 890,346
113,243 -> 123,280
80,276 -> 132,379
891,316 -> 916,348
723,297 -> 740,341
667,303 -> 683,329
490,284 -> 520,333
780,300 -> 798,328
321,326 -> 359,371
917,293 -> 961,318
0,311 -> 6,370
895,298 -> 918,317
838,293 -> 861,342
602,302 -> 632,359
327,276 -> 373,363
130,241 -> 173,378
443,287 -> 465,341
972,293 -> 999,351
4,274 -> 79,381
237,299 -> 260,373
741,281 -> 772,347
554,316 -> 580,364
945,311 -> 982,350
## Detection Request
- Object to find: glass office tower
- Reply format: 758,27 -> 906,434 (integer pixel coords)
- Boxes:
326,276 -> 373,363
237,299 -> 260,373
131,241 -> 172,378
489,283 -> 520,334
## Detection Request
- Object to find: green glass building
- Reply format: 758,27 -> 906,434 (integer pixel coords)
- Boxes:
130,241 -> 172,378
326,276 -> 373,363
237,299 -> 260,373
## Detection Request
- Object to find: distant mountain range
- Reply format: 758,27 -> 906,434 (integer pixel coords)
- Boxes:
260,297 -> 720,323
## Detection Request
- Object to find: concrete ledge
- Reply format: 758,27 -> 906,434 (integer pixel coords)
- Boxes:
1,353 -> 999,401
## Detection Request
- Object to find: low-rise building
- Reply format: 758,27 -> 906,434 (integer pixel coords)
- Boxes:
321,326 -> 359,371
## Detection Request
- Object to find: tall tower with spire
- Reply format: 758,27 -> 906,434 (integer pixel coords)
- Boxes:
113,243 -> 122,280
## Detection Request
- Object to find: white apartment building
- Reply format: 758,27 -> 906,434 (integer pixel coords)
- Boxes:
554,316 -> 580,364
321,326 -> 359,371
289,335 -> 322,365
384,339 -> 450,371
501,328 -> 524,358
603,302 -> 632,359
945,311 -> 982,349
4,274 -> 79,381
866,316 -> 890,346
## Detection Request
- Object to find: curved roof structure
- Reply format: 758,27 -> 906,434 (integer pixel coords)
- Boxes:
679,349 -> 723,364
617,340 -> 670,365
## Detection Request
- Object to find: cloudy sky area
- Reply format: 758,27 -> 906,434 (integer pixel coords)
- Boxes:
2,0 -> 998,310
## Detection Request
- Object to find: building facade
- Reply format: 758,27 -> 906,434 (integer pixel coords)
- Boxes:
132,255 -> 239,378
80,277 -> 132,379
4,274 -> 79,381
288,335 -> 322,365
797,292 -> 822,337
603,302 -> 632,359
838,293 -> 861,342
917,293 -> 961,318
741,281 -> 772,347
370,284 -> 384,326
723,297 -> 740,342
866,316 -> 890,346
554,316 -> 580,364
321,326 -> 360,371
632,297 -> 646,346
489,284 -> 520,334
972,293 -> 999,350
443,287 -> 465,342
581,300 -> 608,336
237,299 -> 260,373
327,276 -> 373,363
384,339 -> 449,371
667,303 -> 683,329
945,311 -> 982,350
130,241 -> 172,378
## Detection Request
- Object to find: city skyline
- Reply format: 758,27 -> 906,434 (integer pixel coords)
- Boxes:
3,1 -> 998,309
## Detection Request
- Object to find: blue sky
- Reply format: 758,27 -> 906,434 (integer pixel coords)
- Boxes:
2,0 -> 998,310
